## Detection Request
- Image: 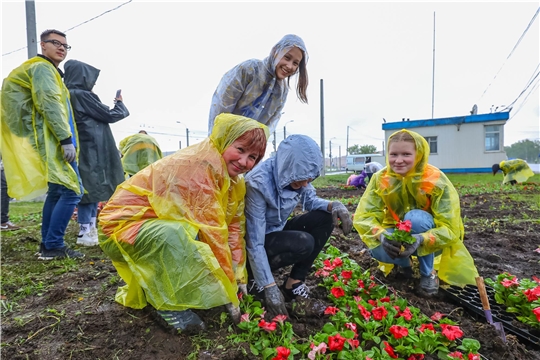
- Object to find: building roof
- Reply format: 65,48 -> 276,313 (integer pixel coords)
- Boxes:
382,112 -> 510,131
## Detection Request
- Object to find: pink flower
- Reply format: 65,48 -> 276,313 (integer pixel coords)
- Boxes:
240,313 -> 250,323
258,320 -> 277,332
501,276 -> 519,288
341,270 -> 353,279
323,259 -> 335,271
333,274 -> 339,282
440,324 -> 464,341
372,306 -> 388,321
272,314 -> 288,324
272,346 -> 290,360
331,287 -> 345,298
332,258 -> 343,268
419,323 -> 435,333
448,351 -> 464,359
468,354 -> 481,360
314,269 -> 330,277
430,312 -> 445,321
328,333 -> 347,352
347,338 -> 359,349
407,355 -> 425,360
324,306 -> 339,315
397,220 -> 412,232
532,276 -> 540,284
307,342 -> 327,360
389,325 -> 409,339
345,322 -> 357,332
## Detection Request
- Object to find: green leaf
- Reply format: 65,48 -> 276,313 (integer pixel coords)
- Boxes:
249,344 -> 259,356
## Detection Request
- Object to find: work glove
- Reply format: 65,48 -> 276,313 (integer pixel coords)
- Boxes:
225,303 -> 241,324
263,285 -> 289,320
397,234 -> 424,258
61,144 -> 76,163
238,283 -> 248,296
331,201 -> 353,235
380,232 -> 402,259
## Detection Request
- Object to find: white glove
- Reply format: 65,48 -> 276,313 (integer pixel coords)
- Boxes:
238,283 -> 248,296
225,303 -> 241,324
61,144 -> 76,163
331,201 -> 353,235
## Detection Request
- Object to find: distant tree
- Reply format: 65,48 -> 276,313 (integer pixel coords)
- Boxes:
347,144 -> 378,155
504,139 -> 540,163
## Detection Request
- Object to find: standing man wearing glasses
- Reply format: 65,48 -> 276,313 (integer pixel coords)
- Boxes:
1,29 -> 85,260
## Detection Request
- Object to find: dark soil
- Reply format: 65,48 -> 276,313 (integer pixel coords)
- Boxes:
2,186 -> 539,360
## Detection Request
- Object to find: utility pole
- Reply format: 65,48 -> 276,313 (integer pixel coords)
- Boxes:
26,0 -> 38,58
329,140 -> 332,171
320,79 -> 325,176
431,11 -> 436,119
339,146 -> 341,170
346,126 -> 350,156
178,141 -> 182,149
186,128 -> 190,147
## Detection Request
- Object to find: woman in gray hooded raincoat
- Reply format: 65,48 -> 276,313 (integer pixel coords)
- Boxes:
208,34 -> 309,134
244,134 -> 353,320
64,59 -> 130,247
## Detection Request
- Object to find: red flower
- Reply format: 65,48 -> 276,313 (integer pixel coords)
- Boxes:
258,320 -> 277,332
379,296 -> 390,303
357,279 -> 365,289
389,325 -> 409,339
331,287 -> 345,298
398,307 -> 413,321
272,314 -> 288,324
341,270 -> 353,279
332,258 -> 343,268
324,306 -> 339,315
323,259 -> 335,271
372,306 -> 388,321
419,323 -> 435,333
272,346 -> 291,360
357,304 -> 371,320
238,292 -> 243,300
368,299 -> 377,306
328,333 -> 347,352
532,276 -> 540,284
383,341 -> 398,359
448,351 -> 464,359
430,312 -> 445,321
523,286 -> 540,302
440,324 -> 464,341
501,276 -> 519,288
347,338 -> 359,349
397,220 -> 412,232
533,307 -> 540,321
468,354 -> 480,360
407,355 -> 425,360
332,274 -> 339,282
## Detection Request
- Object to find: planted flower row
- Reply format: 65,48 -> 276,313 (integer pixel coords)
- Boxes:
227,245 -> 483,359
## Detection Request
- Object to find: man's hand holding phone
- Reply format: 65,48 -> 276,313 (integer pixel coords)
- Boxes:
114,89 -> 122,102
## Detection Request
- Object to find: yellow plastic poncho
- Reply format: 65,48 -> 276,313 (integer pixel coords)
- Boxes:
0,56 -> 80,200
353,129 -> 478,287
98,113 -> 269,311
119,133 -> 163,176
499,159 -> 534,184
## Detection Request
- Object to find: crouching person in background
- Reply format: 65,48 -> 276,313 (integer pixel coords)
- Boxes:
98,114 -> 269,333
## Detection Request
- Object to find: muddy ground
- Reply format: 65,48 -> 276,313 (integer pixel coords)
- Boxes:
1,186 -> 539,360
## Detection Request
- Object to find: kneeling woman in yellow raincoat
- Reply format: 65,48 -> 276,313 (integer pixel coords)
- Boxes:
353,129 -> 478,296
492,159 -> 534,185
98,113 -> 269,332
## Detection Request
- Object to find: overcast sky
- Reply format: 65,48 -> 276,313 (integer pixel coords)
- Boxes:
2,1 -> 539,156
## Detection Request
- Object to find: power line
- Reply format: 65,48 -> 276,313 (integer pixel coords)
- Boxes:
476,7 -> 540,102
2,0 -> 133,57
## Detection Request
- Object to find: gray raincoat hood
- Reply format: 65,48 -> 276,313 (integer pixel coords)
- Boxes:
274,134 -> 321,190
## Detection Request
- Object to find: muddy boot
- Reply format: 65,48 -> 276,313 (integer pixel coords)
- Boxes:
156,309 -> 206,334
418,272 -> 439,296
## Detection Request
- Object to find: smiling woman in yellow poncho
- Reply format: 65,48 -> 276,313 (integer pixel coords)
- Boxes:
98,113 -> 269,332
353,129 -> 478,295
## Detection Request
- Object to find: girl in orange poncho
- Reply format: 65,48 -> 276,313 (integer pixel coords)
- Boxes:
353,129 -> 478,297
98,113 -> 268,333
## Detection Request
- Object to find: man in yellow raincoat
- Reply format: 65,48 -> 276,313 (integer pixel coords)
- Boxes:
1,29 -> 84,260
99,113 -> 269,333
353,129 -> 478,296
492,159 -> 534,185
119,130 -> 163,177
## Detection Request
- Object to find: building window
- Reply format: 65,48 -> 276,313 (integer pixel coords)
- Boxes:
485,125 -> 501,151
424,136 -> 437,154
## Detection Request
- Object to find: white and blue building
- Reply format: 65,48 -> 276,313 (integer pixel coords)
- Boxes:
382,112 -> 510,173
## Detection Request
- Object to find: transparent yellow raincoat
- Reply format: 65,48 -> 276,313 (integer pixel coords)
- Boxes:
119,133 -> 163,176
353,129 -> 478,287
498,159 -> 534,184
98,113 -> 269,311
0,56 -> 80,200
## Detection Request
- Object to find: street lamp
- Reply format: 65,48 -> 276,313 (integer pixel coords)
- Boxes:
283,120 -> 294,140
329,137 -> 336,171
176,121 -> 190,148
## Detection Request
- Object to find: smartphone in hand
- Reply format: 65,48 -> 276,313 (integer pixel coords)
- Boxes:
115,89 -> 122,98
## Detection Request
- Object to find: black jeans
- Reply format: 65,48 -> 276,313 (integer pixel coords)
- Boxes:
1,169 -> 10,224
248,210 -> 334,282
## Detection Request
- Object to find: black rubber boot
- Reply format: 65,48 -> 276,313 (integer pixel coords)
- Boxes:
156,309 -> 206,334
